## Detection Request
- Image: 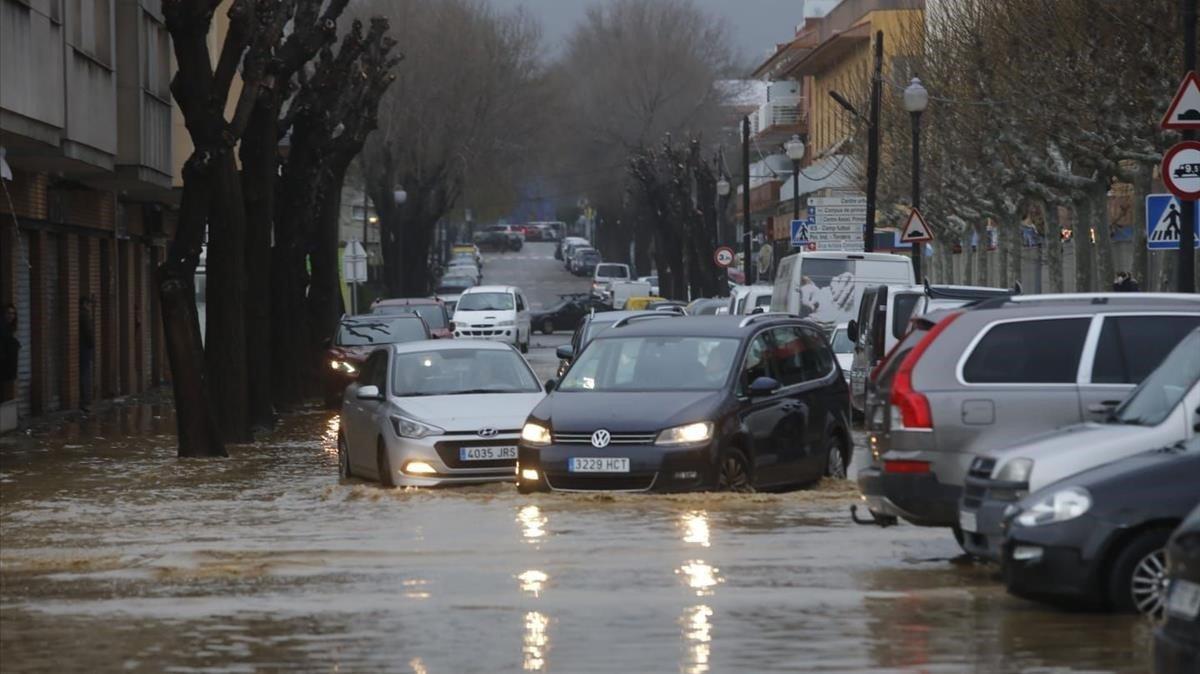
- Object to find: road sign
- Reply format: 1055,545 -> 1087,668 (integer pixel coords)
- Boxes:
1162,140 -> 1200,200
1146,194 -> 1200,249
343,239 -> 367,283
1162,71 -> 1200,130
803,194 -> 867,251
713,246 -> 735,268
790,219 -> 811,247
808,196 -> 867,207
900,208 -> 933,243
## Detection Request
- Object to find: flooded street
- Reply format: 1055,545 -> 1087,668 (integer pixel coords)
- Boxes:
1,405 -> 1153,673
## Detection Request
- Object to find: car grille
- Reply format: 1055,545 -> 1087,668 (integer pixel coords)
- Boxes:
961,457 -> 997,509
553,432 -> 658,445
434,438 -> 520,469
545,473 -> 657,492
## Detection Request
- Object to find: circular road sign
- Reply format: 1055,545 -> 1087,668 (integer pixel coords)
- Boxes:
713,246 -> 735,268
1162,140 -> 1200,200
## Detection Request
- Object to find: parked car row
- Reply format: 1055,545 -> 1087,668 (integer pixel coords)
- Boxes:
855,291 -> 1200,629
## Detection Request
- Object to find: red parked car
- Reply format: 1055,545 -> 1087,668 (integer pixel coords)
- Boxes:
325,313 -> 431,406
369,297 -> 455,339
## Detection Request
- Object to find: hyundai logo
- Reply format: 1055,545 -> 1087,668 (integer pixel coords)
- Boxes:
477,427 -> 498,438
590,429 -> 611,448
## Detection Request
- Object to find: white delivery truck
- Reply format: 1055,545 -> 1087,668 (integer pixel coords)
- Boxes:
770,251 -> 914,335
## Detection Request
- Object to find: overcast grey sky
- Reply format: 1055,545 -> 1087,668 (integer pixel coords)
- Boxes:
486,0 -> 803,66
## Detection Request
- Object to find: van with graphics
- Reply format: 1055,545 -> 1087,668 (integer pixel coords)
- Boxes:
770,251 -> 914,335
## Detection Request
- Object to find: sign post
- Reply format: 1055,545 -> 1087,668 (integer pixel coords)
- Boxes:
343,239 -> 368,314
900,208 -> 933,281
1161,8 -> 1197,291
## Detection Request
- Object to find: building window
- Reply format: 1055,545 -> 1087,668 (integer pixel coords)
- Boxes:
142,12 -> 170,99
70,0 -> 112,66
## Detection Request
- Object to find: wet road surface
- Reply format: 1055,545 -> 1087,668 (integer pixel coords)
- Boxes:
0,244 -> 1154,673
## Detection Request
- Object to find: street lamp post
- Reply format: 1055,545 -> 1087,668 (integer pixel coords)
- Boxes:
904,76 -> 928,282
716,175 -> 731,289
784,134 -> 806,228
742,116 -> 753,285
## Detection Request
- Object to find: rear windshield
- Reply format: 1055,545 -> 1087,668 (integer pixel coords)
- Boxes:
336,317 -> 427,346
437,277 -> 474,293
373,303 -> 447,330
595,264 -> 629,279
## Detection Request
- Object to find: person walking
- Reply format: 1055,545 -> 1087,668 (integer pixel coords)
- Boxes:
1112,271 -> 1139,293
1,304 -> 18,403
79,295 -> 95,413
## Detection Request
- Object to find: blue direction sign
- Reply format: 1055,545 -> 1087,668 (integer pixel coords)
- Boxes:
1146,194 -> 1200,249
791,218 -> 813,247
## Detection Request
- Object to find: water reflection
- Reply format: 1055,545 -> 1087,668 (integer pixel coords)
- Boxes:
402,578 -> 431,600
517,505 -> 547,541
676,561 -> 721,597
518,569 -> 548,597
523,611 -> 549,671
679,604 -> 714,674
323,415 -> 340,455
410,657 -> 429,674
680,511 -> 710,547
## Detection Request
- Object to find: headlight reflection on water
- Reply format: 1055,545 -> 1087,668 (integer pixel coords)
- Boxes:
681,511 -> 710,547
523,611 -> 550,671
518,569 -> 548,597
517,505 -> 547,541
677,561 -> 722,597
682,605 -> 713,674
323,415 -> 340,456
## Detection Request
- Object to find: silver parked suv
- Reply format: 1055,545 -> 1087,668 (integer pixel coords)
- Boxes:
857,293 -> 1200,539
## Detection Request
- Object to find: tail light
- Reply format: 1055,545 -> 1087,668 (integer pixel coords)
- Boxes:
884,460 -> 930,474
890,310 -> 963,429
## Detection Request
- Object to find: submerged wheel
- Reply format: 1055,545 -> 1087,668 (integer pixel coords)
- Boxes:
542,319 -> 554,335
1108,528 -> 1172,616
716,449 -> 754,492
825,433 -> 849,479
376,439 -> 397,488
337,433 -> 352,479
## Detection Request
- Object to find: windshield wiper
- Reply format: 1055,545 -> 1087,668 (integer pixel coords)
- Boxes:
446,388 -> 518,395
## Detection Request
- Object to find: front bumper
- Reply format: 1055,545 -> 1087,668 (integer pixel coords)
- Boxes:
382,433 -> 518,487
959,475 -> 1028,561
858,462 -> 962,527
454,326 -> 518,343
518,441 -> 715,493
1000,516 -> 1112,608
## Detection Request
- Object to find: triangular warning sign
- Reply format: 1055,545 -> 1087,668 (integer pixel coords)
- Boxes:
900,208 -> 933,243
1149,196 -> 1184,242
1162,72 -> 1200,130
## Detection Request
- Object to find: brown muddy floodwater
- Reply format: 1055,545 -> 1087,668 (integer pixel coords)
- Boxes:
0,405 -> 1153,673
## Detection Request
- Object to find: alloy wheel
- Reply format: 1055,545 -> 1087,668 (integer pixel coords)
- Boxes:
1129,548 -> 1168,617
826,436 -> 847,479
717,452 -> 753,492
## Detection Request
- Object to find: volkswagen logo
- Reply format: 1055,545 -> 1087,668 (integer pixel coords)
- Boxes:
590,429 -> 611,448
477,427 -> 498,438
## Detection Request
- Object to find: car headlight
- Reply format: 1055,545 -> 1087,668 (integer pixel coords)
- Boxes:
390,415 -> 444,439
655,421 -> 713,446
1015,487 -> 1092,527
994,458 -> 1033,483
330,359 -> 357,375
521,422 -> 551,445
496,319 -> 516,327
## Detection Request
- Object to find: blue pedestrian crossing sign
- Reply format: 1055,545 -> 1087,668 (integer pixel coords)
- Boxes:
1146,194 -> 1200,249
791,218 -> 812,247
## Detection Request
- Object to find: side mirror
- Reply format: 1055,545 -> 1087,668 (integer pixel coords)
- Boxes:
750,306 -> 766,315
1087,400 -> 1121,420
356,385 -> 382,401
556,344 -> 575,360
846,320 -> 859,343
748,376 -> 781,397
544,379 -> 557,393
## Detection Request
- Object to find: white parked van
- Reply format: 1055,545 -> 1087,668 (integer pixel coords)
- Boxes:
770,251 -> 914,333
452,285 -> 533,353
729,284 -> 774,315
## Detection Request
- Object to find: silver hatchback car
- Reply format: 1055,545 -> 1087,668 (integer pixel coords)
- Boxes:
338,340 -> 545,487
858,293 -> 1200,536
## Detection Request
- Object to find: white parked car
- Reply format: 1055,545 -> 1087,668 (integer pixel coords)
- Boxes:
637,275 -> 659,296
452,285 -> 533,352
338,341 -> 545,487
830,322 -> 854,383
728,284 -> 773,315
446,260 -> 482,284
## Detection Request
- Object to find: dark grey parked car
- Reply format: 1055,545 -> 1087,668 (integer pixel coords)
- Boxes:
858,293 -> 1200,539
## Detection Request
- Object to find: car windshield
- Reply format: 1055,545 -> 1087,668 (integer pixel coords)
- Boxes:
831,328 -> 855,354
437,277 -> 474,293
1112,331 -> 1200,427
392,348 -> 539,396
596,264 -> 627,278
559,336 -> 741,392
457,292 -> 514,311
373,303 -> 446,330
336,317 -> 427,346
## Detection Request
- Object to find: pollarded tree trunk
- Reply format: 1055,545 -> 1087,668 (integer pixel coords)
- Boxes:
1045,204 -> 1064,293
1132,165 -> 1152,290
308,160 -> 351,351
962,232 -> 974,287
1006,213 -> 1023,290
1071,196 -> 1094,292
997,220 -> 1011,289
974,222 -> 990,286
1091,182 -> 1115,291
240,102 -> 277,430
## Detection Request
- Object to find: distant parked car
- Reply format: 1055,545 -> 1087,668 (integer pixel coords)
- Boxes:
324,313 -> 431,406
1002,439 -> 1200,616
647,300 -> 687,314
637,275 -> 660,296
532,293 -> 600,335
686,298 -> 728,316
1156,504 -> 1200,673
829,322 -> 854,385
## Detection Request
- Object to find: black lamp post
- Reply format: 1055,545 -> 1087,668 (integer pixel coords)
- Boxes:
784,134 -> 806,226
903,76 -> 929,281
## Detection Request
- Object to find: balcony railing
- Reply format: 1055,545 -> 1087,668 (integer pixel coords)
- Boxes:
757,98 -> 806,132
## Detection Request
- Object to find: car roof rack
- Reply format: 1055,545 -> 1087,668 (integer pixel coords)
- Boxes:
921,279 -> 1020,301
611,313 -> 679,328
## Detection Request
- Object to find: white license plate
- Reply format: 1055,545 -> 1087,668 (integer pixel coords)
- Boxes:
959,510 -> 978,533
459,446 -> 518,461
569,457 -> 630,473
1167,579 -> 1200,620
